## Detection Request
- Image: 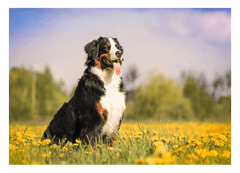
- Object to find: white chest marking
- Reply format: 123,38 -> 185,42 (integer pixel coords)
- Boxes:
91,67 -> 126,135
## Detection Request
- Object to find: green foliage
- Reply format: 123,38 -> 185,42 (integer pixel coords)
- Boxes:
9,67 -> 34,121
183,77 -> 214,121
212,96 -> 231,123
9,66 -> 69,122
36,66 -> 55,117
126,73 -> 193,121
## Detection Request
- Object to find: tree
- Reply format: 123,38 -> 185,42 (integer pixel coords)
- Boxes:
36,66 -> 55,117
9,67 -> 34,121
183,76 -> 213,121
126,72 -> 194,121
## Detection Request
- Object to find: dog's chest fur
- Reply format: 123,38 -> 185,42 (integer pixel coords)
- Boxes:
91,67 -> 126,135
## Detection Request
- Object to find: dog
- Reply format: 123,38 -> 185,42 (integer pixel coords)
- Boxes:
42,37 -> 126,146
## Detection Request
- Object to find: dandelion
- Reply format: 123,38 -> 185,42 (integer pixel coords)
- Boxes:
66,141 -> 73,146
42,139 -> 51,145
9,144 -> 16,151
216,140 -> 225,147
75,139 -> 81,144
185,160 -> 195,164
50,144 -> 58,149
135,131 -> 143,136
59,153 -> 64,158
145,156 -> 156,165
156,152 -> 177,164
135,135 -> 142,139
85,152 -> 91,155
118,149 -> 123,153
107,147 -> 115,151
32,141 -> 40,146
195,148 -> 208,158
177,147 -> 184,152
173,145 -> 178,149
73,143 -> 79,147
42,153 -> 49,158
187,154 -> 199,161
160,137 -> 170,143
62,146 -> 68,152
150,136 -> 159,141
209,150 -> 218,157
217,134 -> 228,142
221,151 -> 231,158
134,158 -> 146,165
154,141 -> 166,157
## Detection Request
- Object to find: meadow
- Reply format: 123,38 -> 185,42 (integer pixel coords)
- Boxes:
9,122 -> 231,165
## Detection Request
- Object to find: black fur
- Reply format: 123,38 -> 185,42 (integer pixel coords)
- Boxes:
42,37 -> 125,145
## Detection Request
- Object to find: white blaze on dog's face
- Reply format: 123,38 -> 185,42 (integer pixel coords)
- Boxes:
108,37 -> 123,75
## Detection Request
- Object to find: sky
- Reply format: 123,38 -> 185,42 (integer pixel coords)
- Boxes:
9,8 -> 231,92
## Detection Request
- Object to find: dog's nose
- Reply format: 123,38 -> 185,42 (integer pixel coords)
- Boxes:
115,51 -> 122,58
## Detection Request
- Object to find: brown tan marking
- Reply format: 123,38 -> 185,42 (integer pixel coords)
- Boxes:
95,53 -> 111,71
96,102 -> 108,121
96,102 -> 104,118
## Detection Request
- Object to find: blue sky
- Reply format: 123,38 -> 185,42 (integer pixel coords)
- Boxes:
9,8 -> 231,92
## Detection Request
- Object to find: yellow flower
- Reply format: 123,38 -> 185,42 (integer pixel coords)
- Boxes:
160,137 -> 170,143
153,141 -> 163,148
177,147 -> 184,152
154,141 -> 166,157
173,145 -> 178,149
187,154 -> 199,161
215,140 -> 224,147
209,150 -> 218,157
195,148 -> 208,158
145,156 -> 156,165
85,152 -> 91,155
107,147 -> 115,151
75,139 -> 81,144
32,141 -> 40,146
73,143 -> 79,147
134,158 -> 146,165
62,146 -> 68,152
42,153 -> 49,158
135,131 -> 143,136
118,149 -> 123,153
9,144 -> 16,151
135,135 -> 142,139
59,153 -> 64,158
96,144 -> 102,147
50,144 -> 58,149
195,140 -> 202,146
150,136 -> 159,141
185,160 -> 195,164
66,141 -> 73,146
155,152 -> 177,164
42,139 -> 51,145
221,151 -> 231,158
217,134 -> 228,142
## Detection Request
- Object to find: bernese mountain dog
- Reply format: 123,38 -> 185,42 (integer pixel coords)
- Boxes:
42,37 -> 126,146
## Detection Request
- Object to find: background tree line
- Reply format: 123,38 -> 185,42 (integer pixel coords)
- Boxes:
9,66 -> 69,122
123,65 -> 231,123
9,65 -> 231,123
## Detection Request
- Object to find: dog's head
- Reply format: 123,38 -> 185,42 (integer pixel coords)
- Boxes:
84,37 -> 124,75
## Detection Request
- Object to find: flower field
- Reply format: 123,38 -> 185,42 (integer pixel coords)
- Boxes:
9,122 -> 231,165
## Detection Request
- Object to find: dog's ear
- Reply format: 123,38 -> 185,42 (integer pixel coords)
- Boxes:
84,37 -> 104,66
